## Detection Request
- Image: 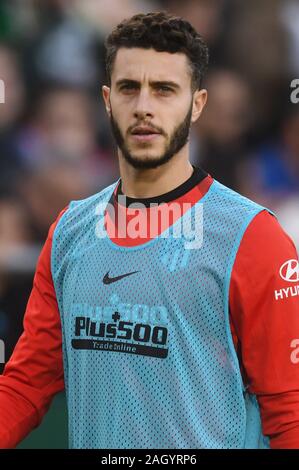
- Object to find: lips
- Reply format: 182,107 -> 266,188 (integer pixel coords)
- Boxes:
131,126 -> 161,135
130,125 -> 162,142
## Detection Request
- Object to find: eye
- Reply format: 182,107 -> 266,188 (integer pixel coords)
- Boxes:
119,83 -> 138,92
157,85 -> 173,94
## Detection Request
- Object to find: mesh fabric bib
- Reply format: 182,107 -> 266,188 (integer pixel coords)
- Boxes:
51,178 -> 273,449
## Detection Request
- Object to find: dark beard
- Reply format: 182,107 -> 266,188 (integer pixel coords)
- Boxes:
109,101 -> 193,169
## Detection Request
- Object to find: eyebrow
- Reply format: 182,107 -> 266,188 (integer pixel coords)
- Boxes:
115,79 -> 181,90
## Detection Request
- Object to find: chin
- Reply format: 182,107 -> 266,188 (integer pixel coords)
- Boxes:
124,154 -> 171,170
126,148 -> 162,162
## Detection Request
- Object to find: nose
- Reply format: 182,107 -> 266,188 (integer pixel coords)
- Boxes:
133,88 -> 154,120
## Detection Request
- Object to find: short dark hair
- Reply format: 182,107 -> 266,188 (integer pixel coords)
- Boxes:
104,11 -> 209,91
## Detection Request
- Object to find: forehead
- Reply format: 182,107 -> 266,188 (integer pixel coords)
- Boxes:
111,47 -> 191,85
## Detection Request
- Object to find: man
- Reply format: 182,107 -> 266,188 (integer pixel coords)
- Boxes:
1,11 -> 299,449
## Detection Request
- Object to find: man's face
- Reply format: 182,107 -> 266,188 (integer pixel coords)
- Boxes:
102,48 -> 206,169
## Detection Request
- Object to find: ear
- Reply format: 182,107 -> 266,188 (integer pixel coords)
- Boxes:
191,88 -> 208,123
102,85 -> 111,117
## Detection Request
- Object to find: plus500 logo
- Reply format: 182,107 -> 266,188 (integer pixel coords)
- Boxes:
75,316 -> 168,346
71,298 -> 168,325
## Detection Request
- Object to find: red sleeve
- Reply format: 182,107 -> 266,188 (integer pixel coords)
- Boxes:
0,207 -> 68,448
229,209 -> 299,449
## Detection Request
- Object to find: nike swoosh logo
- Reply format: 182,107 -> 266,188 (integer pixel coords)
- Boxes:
103,270 -> 139,285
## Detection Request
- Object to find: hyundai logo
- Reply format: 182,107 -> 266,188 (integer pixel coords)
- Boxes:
279,259 -> 299,282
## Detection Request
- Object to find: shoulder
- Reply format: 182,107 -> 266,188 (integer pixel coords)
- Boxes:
52,180 -> 118,236
207,180 -> 276,239
232,209 -> 298,290
211,179 -> 272,214
242,209 -> 297,257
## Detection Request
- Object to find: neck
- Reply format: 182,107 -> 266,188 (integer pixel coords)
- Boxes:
118,148 -> 193,199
